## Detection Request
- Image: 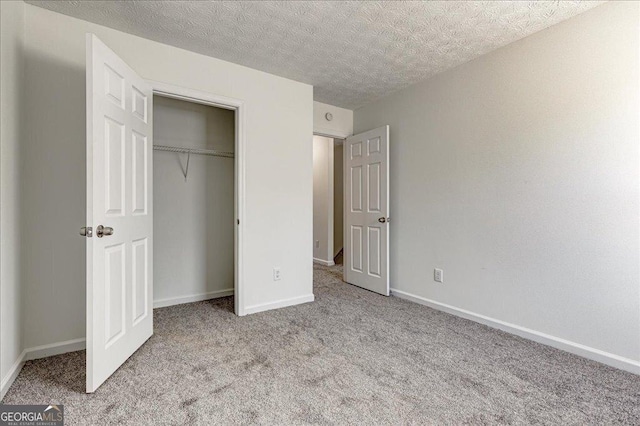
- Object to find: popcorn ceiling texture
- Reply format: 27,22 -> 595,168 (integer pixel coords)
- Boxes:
26,1 -> 602,108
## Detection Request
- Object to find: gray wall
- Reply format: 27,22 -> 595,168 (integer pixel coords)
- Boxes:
21,3 -> 312,349
314,102 -> 353,138
153,96 -> 234,306
354,2 -> 640,365
0,0 -> 25,393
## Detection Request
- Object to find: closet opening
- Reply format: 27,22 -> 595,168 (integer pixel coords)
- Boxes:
152,92 -> 239,313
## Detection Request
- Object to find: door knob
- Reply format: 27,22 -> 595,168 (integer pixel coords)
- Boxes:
378,217 -> 386,223
80,226 -> 93,237
96,225 -> 114,238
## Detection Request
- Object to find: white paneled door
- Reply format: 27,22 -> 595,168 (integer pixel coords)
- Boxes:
344,126 -> 389,295
85,34 -> 153,392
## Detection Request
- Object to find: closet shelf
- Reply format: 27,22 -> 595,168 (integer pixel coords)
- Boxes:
153,144 -> 234,158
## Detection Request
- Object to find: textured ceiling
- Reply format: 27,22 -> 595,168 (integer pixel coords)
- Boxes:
27,1 -> 603,109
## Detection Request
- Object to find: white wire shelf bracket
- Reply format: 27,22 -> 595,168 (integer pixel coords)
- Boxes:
153,144 -> 234,158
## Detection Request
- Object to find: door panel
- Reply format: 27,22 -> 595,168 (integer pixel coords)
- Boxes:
132,237 -> 149,325
351,166 -> 363,212
105,117 -> 125,216
86,34 -> 153,392
351,225 -> 363,272
104,243 -> 126,347
344,126 -> 389,295
132,131 -> 148,215
368,226 -> 381,277
368,162 -> 380,212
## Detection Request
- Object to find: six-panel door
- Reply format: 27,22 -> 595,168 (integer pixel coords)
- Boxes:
86,34 -> 153,392
344,126 -> 389,296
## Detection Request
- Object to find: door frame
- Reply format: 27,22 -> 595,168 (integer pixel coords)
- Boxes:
312,132 -> 347,266
148,80 -> 246,316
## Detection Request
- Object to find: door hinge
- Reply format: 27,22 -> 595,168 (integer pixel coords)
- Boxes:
80,226 -> 93,237
237,219 -> 240,225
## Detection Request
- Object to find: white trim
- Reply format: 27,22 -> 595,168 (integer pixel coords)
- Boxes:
327,139 -> 335,263
244,294 -> 315,315
391,288 -> 640,375
1,338 -> 88,400
1,290 -> 311,397
312,134 -> 341,265
313,258 -> 335,266
153,289 -> 234,309
25,338 -> 86,361
1,350 -> 26,401
314,128 -> 350,139
147,80 -> 246,316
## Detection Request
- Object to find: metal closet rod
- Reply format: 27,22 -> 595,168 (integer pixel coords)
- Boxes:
153,144 -> 234,158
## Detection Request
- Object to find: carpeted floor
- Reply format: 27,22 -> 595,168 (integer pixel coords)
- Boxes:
3,264 -> 640,424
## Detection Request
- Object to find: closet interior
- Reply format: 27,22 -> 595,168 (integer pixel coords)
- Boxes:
153,95 -> 235,309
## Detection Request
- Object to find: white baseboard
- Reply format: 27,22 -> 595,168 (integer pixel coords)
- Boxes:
153,288 -> 234,309
313,258 -> 335,266
391,288 -> 640,375
1,350 -> 26,401
244,294 -> 315,315
24,337 -> 86,361
2,288 -> 300,399
1,337 -> 87,401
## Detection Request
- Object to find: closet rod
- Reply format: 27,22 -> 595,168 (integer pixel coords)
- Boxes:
153,144 -> 234,158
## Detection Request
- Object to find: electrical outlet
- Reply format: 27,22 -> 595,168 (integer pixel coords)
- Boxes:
273,267 -> 281,281
315,240 -> 320,249
434,268 -> 444,283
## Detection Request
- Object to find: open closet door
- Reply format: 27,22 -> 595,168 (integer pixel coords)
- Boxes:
85,34 -> 153,392
344,126 -> 389,296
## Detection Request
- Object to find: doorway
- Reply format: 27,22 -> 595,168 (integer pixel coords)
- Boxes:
152,95 -> 235,309
150,82 -> 246,317
312,126 -> 391,297
312,135 -> 344,266
342,126 -> 390,296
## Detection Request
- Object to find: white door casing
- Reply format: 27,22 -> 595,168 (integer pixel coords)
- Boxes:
86,34 -> 153,392
147,80 -> 245,316
344,126 -> 389,295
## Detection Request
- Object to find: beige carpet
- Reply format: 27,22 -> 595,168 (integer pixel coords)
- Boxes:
2,264 -> 639,424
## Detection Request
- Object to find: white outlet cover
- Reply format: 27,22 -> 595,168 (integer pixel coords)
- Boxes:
434,268 -> 443,283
